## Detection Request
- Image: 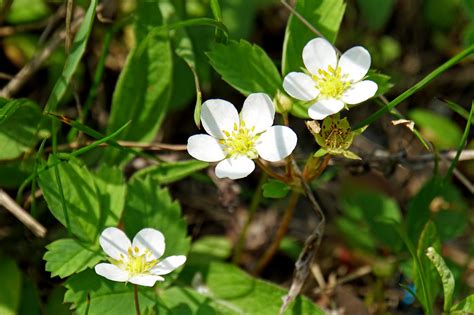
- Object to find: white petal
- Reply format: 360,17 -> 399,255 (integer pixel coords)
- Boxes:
241,93 -> 275,133
303,38 -> 337,75
99,227 -> 131,261
187,134 -> 226,162
150,255 -> 187,275
132,228 -> 165,260
338,46 -> 371,82
283,72 -> 320,101
308,99 -> 345,120
201,99 -> 239,139
94,263 -> 129,282
341,80 -> 378,105
128,274 -> 164,287
215,157 -> 255,179
255,126 -> 297,162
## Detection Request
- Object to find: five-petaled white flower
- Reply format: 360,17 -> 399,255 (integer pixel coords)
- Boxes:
283,37 -> 378,120
94,227 -> 186,287
187,93 -> 297,180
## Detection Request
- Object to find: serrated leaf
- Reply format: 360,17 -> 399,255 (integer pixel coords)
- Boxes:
425,247 -> 455,311
44,239 -> 103,279
0,255 -> 22,315
39,160 -> 101,243
123,177 -> 190,285
262,179 -> 291,198
39,161 -> 125,243
282,0 -> 346,75
414,221 -> 441,311
94,165 -> 126,228
0,99 -> 47,160
103,0 -> 172,165
64,269 -> 157,315
178,262 -> 324,314
207,39 -> 282,97
132,160 -> 208,185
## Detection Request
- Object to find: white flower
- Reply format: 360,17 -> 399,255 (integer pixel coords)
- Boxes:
94,227 -> 186,287
187,93 -> 297,180
283,37 -> 378,120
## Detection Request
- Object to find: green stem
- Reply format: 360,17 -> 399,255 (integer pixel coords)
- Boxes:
232,173 -> 267,264
134,285 -> 140,315
354,44 -> 474,130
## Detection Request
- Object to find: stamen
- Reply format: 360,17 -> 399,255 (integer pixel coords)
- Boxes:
313,66 -> 350,99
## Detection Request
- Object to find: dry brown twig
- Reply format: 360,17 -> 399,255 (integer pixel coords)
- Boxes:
0,6 -> 84,98
0,189 -> 46,237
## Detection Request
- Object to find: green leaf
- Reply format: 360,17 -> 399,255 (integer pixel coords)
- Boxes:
44,0 -> 97,113
18,278 -> 41,315
44,239 -> 103,279
409,109 -> 462,149
39,160 -> 100,242
425,247 -> 455,311
103,0 -> 172,165
188,236 -> 232,263
339,189 -> 402,252
132,160 -> 208,185
356,0 -> 394,30
451,295 -> 474,313
123,177 -> 190,284
414,221 -> 441,311
64,269 -> 157,315
94,165 -> 126,228
178,262 -> 324,314
39,161 -> 125,243
3,0 -> 51,24
0,99 -> 47,160
406,177 -> 468,243
0,255 -> 22,315
282,0 -> 346,75
262,179 -> 291,198
207,39 -> 282,97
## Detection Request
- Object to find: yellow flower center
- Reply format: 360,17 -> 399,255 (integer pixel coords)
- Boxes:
313,65 -> 350,99
219,121 -> 259,159
115,246 -> 158,275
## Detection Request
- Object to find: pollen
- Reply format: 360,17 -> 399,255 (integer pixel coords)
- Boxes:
313,66 -> 350,99
115,246 -> 158,276
219,121 -> 259,159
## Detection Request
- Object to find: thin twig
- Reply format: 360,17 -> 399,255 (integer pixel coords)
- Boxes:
0,189 -> 46,237
253,190 -> 300,275
280,0 -> 324,38
45,140 -> 187,153
280,159 -> 326,315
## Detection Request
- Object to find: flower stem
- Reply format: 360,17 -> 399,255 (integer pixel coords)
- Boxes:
232,173 -> 267,264
303,154 -> 331,182
134,285 -> 140,315
255,159 -> 288,182
253,190 -> 300,275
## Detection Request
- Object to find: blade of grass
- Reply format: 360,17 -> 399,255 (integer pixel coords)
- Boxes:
44,0 -> 97,113
354,44 -> 474,130
445,102 -> 474,179
441,99 -> 473,123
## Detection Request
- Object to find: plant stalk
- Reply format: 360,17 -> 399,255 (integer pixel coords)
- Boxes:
134,285 -> 140,315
